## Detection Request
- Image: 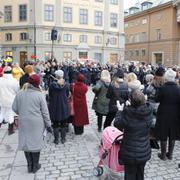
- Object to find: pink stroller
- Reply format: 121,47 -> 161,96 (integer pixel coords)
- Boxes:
94,127 -> 124,178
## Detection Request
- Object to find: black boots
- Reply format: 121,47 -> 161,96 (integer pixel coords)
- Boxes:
24,152 -> 33,173
158,141 -> 167,160
166,141 -> 175,160
8,123 -> 15,135
53,128 -> 59,145
61,128 -> 66,144
32,152 -> 41,173
24,152 -> 41,173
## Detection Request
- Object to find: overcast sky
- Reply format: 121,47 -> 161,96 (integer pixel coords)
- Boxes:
124,0 -> 140,9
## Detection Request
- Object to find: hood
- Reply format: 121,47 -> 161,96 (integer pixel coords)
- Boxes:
128,80 -> 144,90
51,81 -> 67,91
124,103 -> 153,124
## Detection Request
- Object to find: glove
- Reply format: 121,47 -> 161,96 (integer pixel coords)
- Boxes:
117,101 -> 124,111
125,100 -> 131,106
46,126 -> 53,134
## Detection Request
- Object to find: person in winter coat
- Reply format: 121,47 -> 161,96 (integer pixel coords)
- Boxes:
19,65 -> 34,89
92,70 -> 111,132
155,69 -> 180,161
0,66 -> 19,134
49,70 -> 70,144
12,74 -> 52,174
104,69 -> 129,129
114,90 -> 153,180
72,74 -> 89,135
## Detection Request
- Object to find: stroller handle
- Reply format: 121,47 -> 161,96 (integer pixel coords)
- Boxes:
113,134 -> 123,145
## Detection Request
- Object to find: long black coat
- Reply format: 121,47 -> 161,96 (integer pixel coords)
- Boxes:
49,81 -> 70,122
155,82 -> 180,141
114,104 -> 153,165
106,81 -> 129,112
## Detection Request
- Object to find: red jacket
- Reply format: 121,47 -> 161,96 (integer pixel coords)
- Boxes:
72,82 -> 89,126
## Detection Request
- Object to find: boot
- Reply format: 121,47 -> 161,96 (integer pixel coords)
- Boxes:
166,140 -> 175,160
158,141 -> 167,161
8,123 -> 15,135
32,152 -> 41,174
53,128 -> 59,145
97,115 -> 102,132
61,127 -> 66,144
24,152 -> 33,173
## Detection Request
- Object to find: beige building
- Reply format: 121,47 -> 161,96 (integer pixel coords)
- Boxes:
0,0 -> 124,66
124,0 -> 180,66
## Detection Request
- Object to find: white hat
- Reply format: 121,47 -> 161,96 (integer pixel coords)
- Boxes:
55,70 -> 64,79
164,69 -> 176,82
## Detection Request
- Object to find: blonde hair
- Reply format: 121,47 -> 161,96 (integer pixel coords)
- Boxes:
127,72 -> 137,83
100,70 -> 111,83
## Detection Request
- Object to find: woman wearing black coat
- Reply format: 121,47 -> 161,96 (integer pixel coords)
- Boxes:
104,69 -> 129,128
49,70 -> 70,144
155,69 -> 180,160
114,90 -> 153,180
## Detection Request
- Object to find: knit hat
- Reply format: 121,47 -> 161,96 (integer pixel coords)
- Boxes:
24,65 -> 33,74
115,69 -> 124,78
155,67 -> 165,77
164,69 -> 176,82
77,74 -> 85,82
28,74 -> 40,88
0,67 -> 3,77
55,70 -> 64,79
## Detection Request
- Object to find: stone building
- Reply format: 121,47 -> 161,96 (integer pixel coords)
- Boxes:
0,0 -> 124,66
125,0 -> 180,66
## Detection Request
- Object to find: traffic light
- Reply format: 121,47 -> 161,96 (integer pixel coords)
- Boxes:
51,29 -> 58,41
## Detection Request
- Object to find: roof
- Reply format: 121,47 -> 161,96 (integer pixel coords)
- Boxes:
125,0 -> 172,16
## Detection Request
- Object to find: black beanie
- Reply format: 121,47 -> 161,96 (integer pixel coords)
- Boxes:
115,69 -> 124,78
155,67 -> 165,77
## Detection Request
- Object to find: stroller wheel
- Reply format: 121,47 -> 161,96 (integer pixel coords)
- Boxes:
93,166 -> 103,177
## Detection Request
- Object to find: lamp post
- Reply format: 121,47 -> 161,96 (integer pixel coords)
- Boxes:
33,0 -> 36,61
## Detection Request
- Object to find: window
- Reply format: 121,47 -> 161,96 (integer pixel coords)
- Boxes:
6,51 -> 13,57
95,0 -> 103,2
4,6 -> 12,22
141,32 -> 147,42
95,36 -> 102,44
45,32 -> 51,41
44,5 -> 54,21
79,9 -> 88,24
156,29 -> 161,40
80,35 -> 87,43
110,37 -> 117,45
142,18 -> 147,24
95,11 -> 102,26
19,4 -> 27,21
63,52 -> 72,60
79,52 -> 88,59
63,7 -> 72,23
5,33 -> 12,41
20,32 -> 28,41
94,53 -> 102,62
135,50 -> 139,56
110,13 -> 117,27
110,0 -> 118,5
63,34 -> 72,42
142,49 -> 146,56
124,23 -> 128,29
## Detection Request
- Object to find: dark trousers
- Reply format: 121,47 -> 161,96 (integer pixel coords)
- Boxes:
125,163 -> 146,180
104,111 -> 117,129
52,121 -> 67,129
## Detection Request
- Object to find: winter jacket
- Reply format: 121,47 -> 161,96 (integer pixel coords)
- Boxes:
92,80 -> 110,115
155,81 -> 180,141
114,104 -> 153,165
49,81 -> 70,122
107,81 -> 129,112
12,84 -> 51,152
20,74 -> 29,89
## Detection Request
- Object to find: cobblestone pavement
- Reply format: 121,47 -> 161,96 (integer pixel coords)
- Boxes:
1,89 -> 180,180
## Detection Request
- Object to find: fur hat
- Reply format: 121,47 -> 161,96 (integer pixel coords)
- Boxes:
115,69 -> 124,78
24,65 -> 33,74
55,70 -> 64,79
77,73 -> 85,82
164,69 -> 176,82
155,67 -> 165,77
28,74 -> 40,87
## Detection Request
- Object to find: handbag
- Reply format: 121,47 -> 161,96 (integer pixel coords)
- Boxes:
68,84 -> 75,116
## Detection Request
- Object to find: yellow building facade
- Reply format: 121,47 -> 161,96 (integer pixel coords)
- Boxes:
0,0 -> 124,65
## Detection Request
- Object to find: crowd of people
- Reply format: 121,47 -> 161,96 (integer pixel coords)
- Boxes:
1,59 -> 180,179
